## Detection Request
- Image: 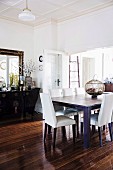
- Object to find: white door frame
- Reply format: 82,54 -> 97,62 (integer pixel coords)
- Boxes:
43,49 -> 69,90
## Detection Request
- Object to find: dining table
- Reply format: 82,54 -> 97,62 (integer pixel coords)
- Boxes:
52,94 -> 102,148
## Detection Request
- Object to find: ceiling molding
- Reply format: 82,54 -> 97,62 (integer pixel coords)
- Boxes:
0,0 -> 113,27
57,1 -> 113,23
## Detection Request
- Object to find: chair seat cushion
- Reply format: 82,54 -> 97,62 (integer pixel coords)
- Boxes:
56,109 -> 78,117
56,115 -> 76,127
65,108 -> 83,116
65,108 -> 78,112
64,108 -> 78,117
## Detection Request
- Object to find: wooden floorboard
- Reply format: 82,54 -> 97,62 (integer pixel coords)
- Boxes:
0,119 -> 113,170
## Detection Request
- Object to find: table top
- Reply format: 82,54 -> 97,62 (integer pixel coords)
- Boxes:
52,94 -> 102,107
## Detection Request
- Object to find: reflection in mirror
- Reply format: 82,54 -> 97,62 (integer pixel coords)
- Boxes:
0,48 -> 24,89
0,55 -> 19,87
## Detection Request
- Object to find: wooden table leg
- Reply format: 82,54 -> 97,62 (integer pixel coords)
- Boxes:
83,107 -> 91,148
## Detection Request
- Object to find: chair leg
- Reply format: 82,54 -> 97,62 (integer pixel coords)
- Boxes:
53,128 -> 57,148
62,126 -> 66,137
48,125 -> 51,134
92,125 -> 96,134
98,127 -> 102,147
81,122 -> 83,134
103,125 -> 105,131
108,123 -> 113,141
44,123 -> 47,142
72,124 -> 76,143
74,115 -> 79,136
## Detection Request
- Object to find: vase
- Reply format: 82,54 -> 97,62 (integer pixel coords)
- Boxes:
25,76 -> 32,87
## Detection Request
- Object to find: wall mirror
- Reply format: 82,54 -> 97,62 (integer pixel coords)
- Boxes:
0,48 -> 24,88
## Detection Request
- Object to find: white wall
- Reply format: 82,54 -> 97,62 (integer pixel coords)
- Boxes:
57,6 -> 113,54
34,22 -> 57,87
0,18 -> 34,75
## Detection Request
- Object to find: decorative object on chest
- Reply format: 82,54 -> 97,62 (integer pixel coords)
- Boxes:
25,76 -> 32,87
23,59 -> 36,89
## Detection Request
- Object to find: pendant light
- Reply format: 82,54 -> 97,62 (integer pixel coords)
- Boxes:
18,0 -> 35,21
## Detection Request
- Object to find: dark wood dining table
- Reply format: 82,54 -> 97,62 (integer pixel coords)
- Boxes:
52,94 -> 102,148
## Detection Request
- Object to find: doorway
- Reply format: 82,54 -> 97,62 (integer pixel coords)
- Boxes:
82,57 -> 95,87
43,50 -> 62,90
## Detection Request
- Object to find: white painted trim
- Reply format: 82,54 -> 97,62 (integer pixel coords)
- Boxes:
43,49 -> 67,55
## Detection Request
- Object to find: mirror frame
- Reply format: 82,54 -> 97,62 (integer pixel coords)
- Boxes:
0,48 -> 24,85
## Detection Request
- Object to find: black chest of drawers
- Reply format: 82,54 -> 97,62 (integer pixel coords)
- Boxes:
0,88 -> 40,121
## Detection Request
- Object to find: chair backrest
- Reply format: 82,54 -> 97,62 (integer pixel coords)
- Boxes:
98,93 -> 113,127
63,88 -> 76,96
40,93 -> 57,127
49,88 -> 63,97
76,87 -> 85,95
49,89 -> 64,111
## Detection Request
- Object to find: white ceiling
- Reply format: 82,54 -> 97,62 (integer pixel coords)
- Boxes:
0,0 -> 113,26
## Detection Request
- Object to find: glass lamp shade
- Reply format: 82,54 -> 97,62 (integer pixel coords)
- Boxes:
85,79 -> 105,98
18,8 -> 35,21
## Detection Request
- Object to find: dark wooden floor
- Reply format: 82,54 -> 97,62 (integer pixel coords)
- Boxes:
0,117 -> 113,170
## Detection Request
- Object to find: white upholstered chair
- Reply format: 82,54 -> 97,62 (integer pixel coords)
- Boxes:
49,88 -> 63,97
50,88 -> 80,119
62,88 -> 83,134
40,93 -> 76,147
62,88 -> 77,112
49,88 -> 79,116
76,87 -> 85,95
48,88 -> 64,113
90,93 -> 113,146
63,88 -> 76,96
63,87 -> 85,96
49,88 -> 79,135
